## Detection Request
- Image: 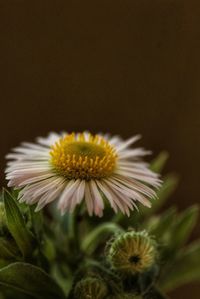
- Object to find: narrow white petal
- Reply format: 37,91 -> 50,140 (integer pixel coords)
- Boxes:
115,170 -> 161,187
104,180 -> 135,211
58,180 -> 80,212
113,174 -> 157,198
89,180 -> 104,217
21,142 -> 48,151
36,132 -> 61,146
84,182 -> 94,216
76,180 -> 86,204
95,180 -> 118,213
35,179 -> 66,211
100,181 -> 127,214
115,135 -> 141,152
106,178 -> 151,208
103,182 -> 131,216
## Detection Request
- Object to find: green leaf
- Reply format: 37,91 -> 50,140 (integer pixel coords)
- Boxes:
152,174 -> 179,212
141,174 -> 179,217
147,207 -> 177,241
0,237 -> 19,260
169,205 -> 199,249
52,264 -> 72,296
139,265 -> 159,293
160,240 -> 200,291
0,262 -> 66,299
150,151 -> 169,173
144,287 -> 168,299
3,189 -> 35,258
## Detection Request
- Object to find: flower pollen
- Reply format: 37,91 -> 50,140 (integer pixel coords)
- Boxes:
50,133 -> 117,180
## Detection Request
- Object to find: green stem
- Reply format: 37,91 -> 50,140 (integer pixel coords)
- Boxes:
82,222 -> 124,254
68,208 -> 80,253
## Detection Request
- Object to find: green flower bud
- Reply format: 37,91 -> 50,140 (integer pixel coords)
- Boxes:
74,277 -> 108,299
107,231 -> 156,274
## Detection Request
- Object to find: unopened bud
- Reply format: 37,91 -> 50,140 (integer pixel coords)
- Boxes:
74,277 -> 108,299
107,231 -> 156,274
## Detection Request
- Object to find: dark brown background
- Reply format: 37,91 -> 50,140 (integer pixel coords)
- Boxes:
0,0 -> 200,297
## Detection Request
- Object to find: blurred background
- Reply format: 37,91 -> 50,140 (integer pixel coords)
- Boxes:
0,0 -> 199,297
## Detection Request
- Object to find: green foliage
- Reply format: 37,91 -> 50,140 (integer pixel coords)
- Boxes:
168,205 -> 199,250
150,151 -> 169,173
0,152 -> 199,298
82,222 -> 124,254
0,237 -> 19,260
160,240 -> 200,291
3,189 -> 35,258
0,262 -> 65,299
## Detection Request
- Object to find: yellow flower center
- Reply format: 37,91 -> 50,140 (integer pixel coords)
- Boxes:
50,133 -> 117,180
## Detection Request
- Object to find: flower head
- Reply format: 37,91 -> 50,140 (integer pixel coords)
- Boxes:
74,277 -> 108,299
107,231 -> 156,274
6,132 -> 161,216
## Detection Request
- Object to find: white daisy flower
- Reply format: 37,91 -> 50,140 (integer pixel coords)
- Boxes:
5,132 -> 161,217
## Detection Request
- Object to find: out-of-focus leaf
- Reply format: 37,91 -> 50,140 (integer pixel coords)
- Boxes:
169,205 -> 199,249
0,262 -> 66,299
3,189 -> 35,258
43,237 -> 56,261
139,265 -> 159,293
141,174 -> 179,218
29,206 -> 43,241
152,174 -> 179,212
150,152 -> 169,173
0,203 -> 7,233
52,264 -> 72,296
144,287 -> 168,299
160,240 -> 200,291
0,237 -> 19,260
147,208 -> 176,242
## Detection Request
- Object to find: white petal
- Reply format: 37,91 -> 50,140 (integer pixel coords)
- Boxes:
36,132 -> 61,146
115,170 -> 161,187
118,148 -> 151,160
58,180 -> 80,212
115,135 -> 141,152
95,180 -> 118,213
89,180 -> 104,217
104,180 -> 135,211
106,178 -> 151,208
84,182 -> 94,216
76,180 -> 86,204
35,179 -> 66,211
113,174 -> 157,198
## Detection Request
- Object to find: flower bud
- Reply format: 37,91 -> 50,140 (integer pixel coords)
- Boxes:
74,277 -> 108,299
107,231 -> 156,274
